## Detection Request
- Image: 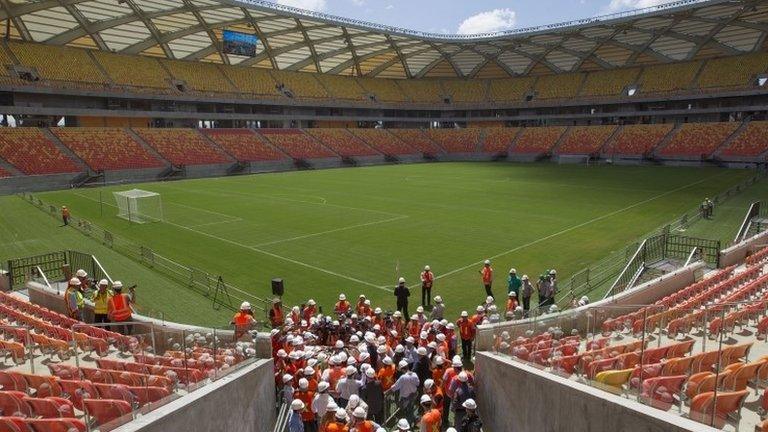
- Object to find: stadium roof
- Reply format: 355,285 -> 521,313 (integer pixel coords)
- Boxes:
1,0 -> 767,78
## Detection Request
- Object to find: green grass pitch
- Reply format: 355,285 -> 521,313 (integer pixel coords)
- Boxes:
0,163 -> 759,327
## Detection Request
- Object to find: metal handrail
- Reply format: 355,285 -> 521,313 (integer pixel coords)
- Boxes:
684,247 -> 700,267
91,255 -> 113,284
626,262 -> 646,291
604,239 -> 647,299
34,265 -> 53,291
735,201 -> 760,243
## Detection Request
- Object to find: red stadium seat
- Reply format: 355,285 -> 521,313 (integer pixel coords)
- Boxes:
83,399 -> 132,425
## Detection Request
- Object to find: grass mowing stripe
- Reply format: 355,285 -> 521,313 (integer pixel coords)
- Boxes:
251,215 -> 409,248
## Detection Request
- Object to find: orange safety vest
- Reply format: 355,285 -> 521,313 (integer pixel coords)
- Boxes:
457,318 -> 476,341
482,266 -> 493,284
323,422 -> 349,432
293,390 -> 315,421
270,306 -> 284,327
334,300 -> 350,314
377,365 -> 395,390
108,293 -> 132,322
506,298 -> 519,313
355,421 -> 376,432
420,409 -> 442,432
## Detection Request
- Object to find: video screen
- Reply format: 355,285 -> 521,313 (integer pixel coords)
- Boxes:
222,29 -> 259,57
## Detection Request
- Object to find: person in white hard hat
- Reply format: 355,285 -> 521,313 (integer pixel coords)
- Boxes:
386,360 -> 419,425
288,399 -> 306,432
311,380 -> 333,420
521,274 -> 533,316
335,365 -> 362,408
269,298 -> 284,328
459,398 -> 482,432
359,366 -> 384,423
350,405 -> 380,431
507,268 -> 521,299
64,277 -> 84,321
303,299 -> 317,322
418,394 -> 442,432
420,265 -> 434,309
91,279 -> 113,324
479,259 -> 493,299
394,277 -> 410,318
75,269 -> 90,289
395,418 -> 411,431
451,373 -> 476,428
334,294 -> 350,315
231,302 -> 256,341
430,295 -> 444,321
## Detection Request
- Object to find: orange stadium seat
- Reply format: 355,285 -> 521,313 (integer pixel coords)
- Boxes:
258,129 -> 336,159
388,129 -> 443,155
482,128 -> 520,153
512,126 -> 567,154
0,128 -> 80,175
203,129 -> 287,161
427,128 -> 481,153
305,129 -> 379,157
0,167 -> 11,178
660,122 -> 740,158
133,129 -> 230,166
721,121 -> 768,157
52,128 -> 164,171
608,124 -> 674,156
557,125 -> 617,155
348,129 -> 417,155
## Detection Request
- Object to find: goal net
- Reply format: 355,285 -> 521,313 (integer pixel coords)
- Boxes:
113,189 -> 164,224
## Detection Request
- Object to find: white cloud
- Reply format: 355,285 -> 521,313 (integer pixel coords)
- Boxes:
605,0 -> 670,13
275,0 -> 327,12
385,4 -> 394,9
457,8 -> 516,35
351,0 -> 364,6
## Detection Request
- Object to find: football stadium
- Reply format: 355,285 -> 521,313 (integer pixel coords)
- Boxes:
3,0 -> 768,430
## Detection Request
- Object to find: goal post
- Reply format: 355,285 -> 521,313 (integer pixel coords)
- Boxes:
113,189 -> 164,224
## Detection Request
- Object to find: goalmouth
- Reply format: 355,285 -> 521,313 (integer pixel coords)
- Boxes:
113,189 -> 164,224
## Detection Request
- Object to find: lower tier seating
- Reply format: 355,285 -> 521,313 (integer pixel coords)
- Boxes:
388,130 -> 442,155
258,130 -> 336,159
305,129 -> 379,157
133,129 -> 231,166
660,122 -> 741,158
203,129 -> 287,161
348,129 -> 417,155
0,128 -> 80,175
483,128 -> 520,153
52,128 -> 164,171
512,127 -> 567,154
721,121 -> 768,158
427,129 -> 481,153
0,167 -> 10,178
608,124 -> 674,156
557,125 -> 617,155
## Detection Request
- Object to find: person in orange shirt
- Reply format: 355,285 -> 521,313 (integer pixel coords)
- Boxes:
423,379 -> 444,415
269,298 -> 284,328
293,378 -> 316,431
431,356 -> 447,389
377,356 -> 396,391
230,302 -> 255,341
505,292 -> 519,315
456,311 -> 476,363
334,294 -> 351,315
350,407 -> 378,432
418,395 -> 442,432
479,259 -> 493,299
303,299 -> 317,322
321,409 -> 348,432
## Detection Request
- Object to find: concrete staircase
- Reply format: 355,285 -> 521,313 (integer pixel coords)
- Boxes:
711,121 -> 750,158
650,123 -> 683,157
41,128 -> 89,172
0,156 -> 23,176
124,128 -> 171,167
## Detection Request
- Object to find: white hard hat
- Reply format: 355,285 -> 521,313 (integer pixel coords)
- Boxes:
335,408 -> 347,420
458,371 -> 468,382
452,356 -> 463,367
335,340 -> 344,349
522,275 -> 529,280
374,307 -> 382,314
417,347 -> 427,356
364,300 -> 371,306
345,366 -> 356,376
420,394 -> 432,404
508,291 -> 517,297
291,399 -> 305,410
509,268 -> 516,273
485,296 -> 493,303
365,368 -> 376,378
277,349 -> 287,358
353,406 -> 367,418
393,311 -> 402,318
550,269 -> 557,274
416,306 -> 424,314
462,398 -> 477,410
395,345 -> 404,353
581,296 -> 589,302
339,294 -> 346,301
98,279 -> 108,286
424,379 -> 434,389
318,381 -> 330,392
398,277 -> 406,284
398,360 -> 409,369
298,378 -> 308,390
484,260 -> 490,265
69,277 -> 81,286
282,374 -> 293,383
435,356 -> 445,365
240,302 -> 251,310
549,305 -> 559,313
383,356 -> 393,365
304,366 -> 314,375
434,296 -> 443,303
307,299 -> 316,306
446,429 -> 458,432
476,306 -> 485,312
76,269 -> 87,278
424,265 -> 430,271
359,294 -> 366,299
461,311 -> 468,317
112,281 -> 123,289
397,418 -> 410,430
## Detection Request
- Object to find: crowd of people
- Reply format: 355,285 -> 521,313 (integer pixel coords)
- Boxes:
250,259 -> 574,432
63,268 -> 135,334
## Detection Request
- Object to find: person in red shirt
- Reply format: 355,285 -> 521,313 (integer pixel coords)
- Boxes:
334,294 -> 350,315
355,295 -> 367,315
420,265 -> 434,308
479,259 -> 494,299
303,299 -> 317,322
457,311 -> 476,362
230,302 -> 255,341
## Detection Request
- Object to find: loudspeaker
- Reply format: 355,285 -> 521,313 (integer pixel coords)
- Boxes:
271,278 -> 284,297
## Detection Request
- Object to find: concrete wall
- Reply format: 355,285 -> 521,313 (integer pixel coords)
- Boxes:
719,228 -> 768,267
0,172 -> 80,194
475,352 -> 719,432
475,262 -> 706,350
114,358 -> 276,432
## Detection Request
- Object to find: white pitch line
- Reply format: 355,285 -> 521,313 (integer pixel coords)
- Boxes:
187,218 -> 244,228
425,174 -> 725,285
252,215 -> 409,247
165,201 -> 243,222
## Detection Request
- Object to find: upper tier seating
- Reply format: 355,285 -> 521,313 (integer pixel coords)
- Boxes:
609,124 -> 674,156
0,43 -> 20,85
442,80 -> 487,104
316,75 -> 367,101
512,126 -> 567,154
8,42 -> 107,86
488,78 -> 534,103
52,128 -> 164,171
637,62 -> 701,94
659,122 -> 740,158
348,129 -> 416,155
0,128 -> 80,175
395,80 -> 442,104
388,129 -> 442,155
698,52 -> 768,90
92,51 -> 170,90
427,128 -> 481,153
534,73 -> 585,100
0,167 -> 10,178
133,129 -> 230,166
203,129 -> 287,161
557,125 -> 617,155
721,121 -> 768,157
305,129 -> 379,157
220,66 -> 281,97
483,128 -> 520,153
272,71 -> 328,99
356,78 -> 408,102
160,60 -> 236,94
259,129 -> 336,159
579,69 -> 640,97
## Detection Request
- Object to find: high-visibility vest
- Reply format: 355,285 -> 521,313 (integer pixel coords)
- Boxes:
355,421 -> 376,432
420,409 -> 442,432
482,266 -> 493,284
506,298 -> 519,313
323,422 -> 349,432
377,365 -> 395,390
92,291 -> 112,315
334,300 -> 350,314
293,390 -> 315,421
108,293 -> 132,322
458,318 -> 476,340
270,306 -> 284,326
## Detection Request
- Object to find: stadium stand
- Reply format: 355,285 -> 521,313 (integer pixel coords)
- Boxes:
0,43 -> 20,85
305,129 -> 380,156
579,69 -> 640,97
315,75 -> 367,101
51,128 -> 164,172
258,129 -> 336,159
557,125 -> 617,155
7,41 -> 107,87
356,77 -> 408,102
534,73 -> 585,100
133,129 -> 231,166
92,51 -> 171,91
697,52 -> 768,90
637,62 -> 701,94
442,80 -> 488,104
0,167 -> 10,178
348,129 -> 417,155
512,126 -> 567,154
202,129 -> 287,161
271,71 -> 329,99
395,80 -> 443,104
0,128 -> 81,175
219,66 -> 281,98
482,128 -> 520,153
388,129 -> 443,155
659,122 -> 741,158
487,78 -> 535,103
426,128 -> 481,153
608,124 -> 675,156
160,60 -> 236,94
720,121 -> 768,158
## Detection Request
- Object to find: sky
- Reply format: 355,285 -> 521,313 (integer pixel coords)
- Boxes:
265,0 -> 677,35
